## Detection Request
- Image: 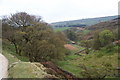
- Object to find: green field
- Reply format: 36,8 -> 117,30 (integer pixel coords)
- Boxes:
82,30 -> 91,35
53,27 -> 71,32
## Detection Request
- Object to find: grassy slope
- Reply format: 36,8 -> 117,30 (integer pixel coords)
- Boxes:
2,40 -> 52,78
82,30 -> 91,35
2,40 -> 118,78
56,44 -> 84,77
8,62 -> 49,78
2,40 -> 29,63
56,45 -> 118,78
70,44 -> 85,54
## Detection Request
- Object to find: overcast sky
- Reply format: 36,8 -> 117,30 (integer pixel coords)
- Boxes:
0,0 -> 119,23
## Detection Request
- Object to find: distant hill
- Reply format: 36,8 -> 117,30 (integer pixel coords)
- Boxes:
82,19 -> 119,40
87,19 -> 118,30
51,15 -> 117,27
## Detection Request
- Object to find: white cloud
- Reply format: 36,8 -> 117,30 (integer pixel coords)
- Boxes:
0,0 -> 119,23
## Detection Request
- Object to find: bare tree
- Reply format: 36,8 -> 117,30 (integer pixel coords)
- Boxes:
3,12 -> 42,27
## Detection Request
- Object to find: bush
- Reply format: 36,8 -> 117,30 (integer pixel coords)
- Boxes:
79,63 -> 117,78
96,53 -> 104,58
64,49 -> 71,55
99,30 -> 115,47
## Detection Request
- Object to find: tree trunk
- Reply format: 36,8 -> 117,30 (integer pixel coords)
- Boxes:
12,41 -> 19,54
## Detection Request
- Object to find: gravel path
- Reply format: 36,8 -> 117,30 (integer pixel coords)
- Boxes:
0,53 -> 8,80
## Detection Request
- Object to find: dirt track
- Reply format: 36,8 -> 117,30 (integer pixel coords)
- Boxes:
0,53 -> 8,80
64,44 -> 77,50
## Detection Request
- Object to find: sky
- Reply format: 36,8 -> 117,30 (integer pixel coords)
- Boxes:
0,0 -> 119,23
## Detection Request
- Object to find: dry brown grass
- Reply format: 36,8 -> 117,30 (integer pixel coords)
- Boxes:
64,44 -> 77,50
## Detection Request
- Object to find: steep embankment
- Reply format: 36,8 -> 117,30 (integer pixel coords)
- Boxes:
2,40 -> 78,79
9,62 -> 55,78
3,47 -> 78,79
2,40 -> 56,78
2,50 -> 56,78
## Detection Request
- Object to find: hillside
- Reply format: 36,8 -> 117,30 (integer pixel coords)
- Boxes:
56,49 -> 118,78
2,40 -> 78,79
2,40 -> 56,78
80,19 -> 119,40
51,15 -> 117,28
87,19 -> 118,30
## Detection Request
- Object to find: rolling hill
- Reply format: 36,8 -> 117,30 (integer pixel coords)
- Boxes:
51,15 -> 117,28
87,19 -> 118,30
82,18 -> 119,40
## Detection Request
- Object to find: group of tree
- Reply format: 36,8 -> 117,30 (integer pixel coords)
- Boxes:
64,29 -> 78,41
80,29 -> 115,53
2,12 -> 67,62
93,30 -> 115,50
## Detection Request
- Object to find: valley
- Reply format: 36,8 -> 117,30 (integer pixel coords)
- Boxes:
1,12 -> 120,79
